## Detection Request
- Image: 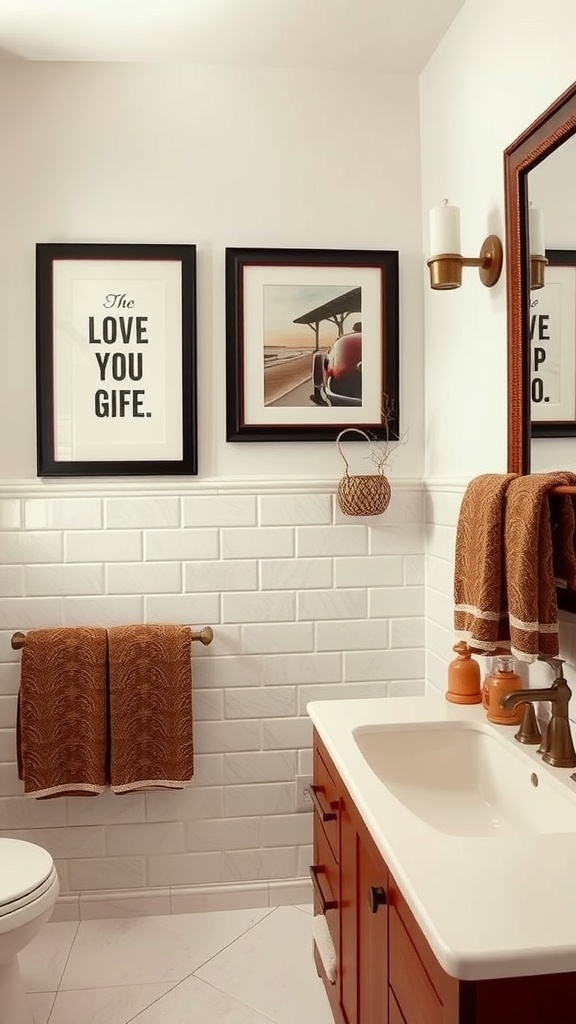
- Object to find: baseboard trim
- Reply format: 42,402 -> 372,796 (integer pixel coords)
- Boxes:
51,876 -> 313,922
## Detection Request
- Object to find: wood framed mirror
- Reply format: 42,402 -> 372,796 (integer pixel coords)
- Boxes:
505,80 -> 576,611
505,80 -> 576,474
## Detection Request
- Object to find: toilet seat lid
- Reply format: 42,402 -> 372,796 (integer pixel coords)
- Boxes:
0,839 -> 54,906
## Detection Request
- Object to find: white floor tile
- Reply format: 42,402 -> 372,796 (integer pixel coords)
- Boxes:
20,921 -> 79,993
48,982 -> 173,1024
28,992 -> 56,1024
129,975 -> 275,1023
59,908 -> 271,990
50,896 -> 80,923
195,906 -> 334,1024
295,904 -> 313,915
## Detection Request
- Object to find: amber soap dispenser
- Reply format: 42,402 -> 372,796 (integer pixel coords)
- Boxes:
446,642 -> 482,704
482,655 -> 523,724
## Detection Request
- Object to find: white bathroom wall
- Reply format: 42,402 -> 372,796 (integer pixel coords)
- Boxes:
0,61 -> 424,482
0,61 -> 426,909
420,0 -> 576,692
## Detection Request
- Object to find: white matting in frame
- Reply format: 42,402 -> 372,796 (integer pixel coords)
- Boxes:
242,264 -> 384,426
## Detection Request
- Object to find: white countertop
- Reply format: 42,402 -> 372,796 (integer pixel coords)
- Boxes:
307,694 -> 576,981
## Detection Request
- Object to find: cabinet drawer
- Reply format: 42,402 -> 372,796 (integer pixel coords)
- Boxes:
312,745 -> 340,861
389,908 -> 442,1024
312,806 -> 339,952
389,989 -> 407,1024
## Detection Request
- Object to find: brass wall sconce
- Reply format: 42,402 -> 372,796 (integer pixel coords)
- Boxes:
529,205 -> 547,290
426,200 -> 503,291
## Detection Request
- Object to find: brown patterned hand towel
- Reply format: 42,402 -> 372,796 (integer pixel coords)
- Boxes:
504,472 -> 576,661
454,473 -> 517,653
17,627 -> 108,798
108,624 -> 194,793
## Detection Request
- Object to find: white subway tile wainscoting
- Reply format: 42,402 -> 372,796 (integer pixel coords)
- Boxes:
0,479 -> 425,915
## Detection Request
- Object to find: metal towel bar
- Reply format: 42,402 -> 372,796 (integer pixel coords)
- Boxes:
11,626 -> 214,650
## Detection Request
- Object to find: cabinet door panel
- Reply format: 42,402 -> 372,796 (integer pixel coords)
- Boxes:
389,908 -> 443,1024
358,838 -> 388,1024
389,990 -> 407,1024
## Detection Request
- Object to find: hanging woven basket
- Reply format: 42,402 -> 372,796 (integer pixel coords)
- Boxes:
336,429 -> 392,516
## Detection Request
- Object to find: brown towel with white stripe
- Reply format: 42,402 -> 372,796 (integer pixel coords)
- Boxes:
505,473 -> 576,660
454,473 -> 516,653
454,472 -> 576,662
108,624 -> 194,793
17,627 -> 107,798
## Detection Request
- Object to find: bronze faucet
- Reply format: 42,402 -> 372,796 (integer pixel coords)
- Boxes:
500,661 -> 576,768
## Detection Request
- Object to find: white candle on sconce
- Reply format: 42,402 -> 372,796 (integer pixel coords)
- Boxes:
529,205 -> 545,256
429,200 -> 461,256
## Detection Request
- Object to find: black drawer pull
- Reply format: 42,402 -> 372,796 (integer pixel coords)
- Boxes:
310,865 -> 338,913
368,885 -> 387,913
309,784 -> 338,822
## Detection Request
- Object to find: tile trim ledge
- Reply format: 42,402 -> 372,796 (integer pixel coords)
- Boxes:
51,877 -> 312,922
0,477 -> 424,498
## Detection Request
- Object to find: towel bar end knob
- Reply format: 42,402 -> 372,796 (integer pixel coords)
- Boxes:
196,626 -> 213,646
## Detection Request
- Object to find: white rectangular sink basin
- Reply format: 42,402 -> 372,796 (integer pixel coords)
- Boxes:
353,721 -> 576,837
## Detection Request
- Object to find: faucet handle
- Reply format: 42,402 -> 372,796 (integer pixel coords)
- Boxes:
514,703 -> 542,745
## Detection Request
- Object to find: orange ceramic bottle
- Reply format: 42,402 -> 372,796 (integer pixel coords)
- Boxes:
446,642 -> 482,704
482,655 -> 523,724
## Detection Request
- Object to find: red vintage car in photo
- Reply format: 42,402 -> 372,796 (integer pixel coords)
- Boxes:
310,324 -> 362,407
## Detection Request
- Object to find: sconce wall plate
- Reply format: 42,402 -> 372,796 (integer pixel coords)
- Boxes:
474,235 -> 503,288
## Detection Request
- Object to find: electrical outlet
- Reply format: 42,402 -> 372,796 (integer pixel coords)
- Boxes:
296,774 -> 313,812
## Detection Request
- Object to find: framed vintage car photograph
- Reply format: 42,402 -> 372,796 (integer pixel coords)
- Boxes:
225,247 -> 399,442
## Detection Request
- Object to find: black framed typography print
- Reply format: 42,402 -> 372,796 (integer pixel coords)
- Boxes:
36,242 -> 197,476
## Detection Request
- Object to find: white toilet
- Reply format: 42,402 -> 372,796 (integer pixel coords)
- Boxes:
0,838 -> 59,1024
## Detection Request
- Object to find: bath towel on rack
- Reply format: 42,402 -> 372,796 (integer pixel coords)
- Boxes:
505,472 -> 576,660
454,473 -> 516,653
454,472 -> 576,661
108,623 -> 194,793
17,627 -> 108,798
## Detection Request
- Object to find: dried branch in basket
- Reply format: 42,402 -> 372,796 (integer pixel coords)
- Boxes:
361,395 -> 407,474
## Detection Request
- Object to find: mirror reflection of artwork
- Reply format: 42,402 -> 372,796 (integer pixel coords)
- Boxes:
527,139 -> 576,435
529,260 -> 576,428
263,284 -> 362,408
531,278 -> 567,418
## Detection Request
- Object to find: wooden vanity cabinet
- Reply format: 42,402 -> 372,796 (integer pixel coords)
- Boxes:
311,729 -> 576,1024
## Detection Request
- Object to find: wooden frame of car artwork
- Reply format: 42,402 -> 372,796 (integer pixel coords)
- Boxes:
225,247 -> 399,442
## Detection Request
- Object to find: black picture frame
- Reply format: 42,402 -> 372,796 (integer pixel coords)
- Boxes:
225,247 -> 399,442
36,242 -> 197,476
531,248 -> 576,438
